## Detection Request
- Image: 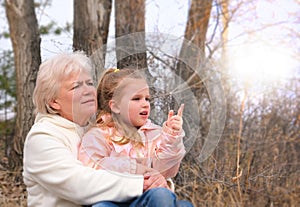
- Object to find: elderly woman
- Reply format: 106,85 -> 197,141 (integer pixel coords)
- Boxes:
23,52 -> 176,207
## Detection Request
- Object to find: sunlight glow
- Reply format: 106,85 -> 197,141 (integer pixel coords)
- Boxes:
230,43 -> 295,86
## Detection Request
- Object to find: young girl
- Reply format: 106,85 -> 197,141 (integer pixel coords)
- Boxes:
78,68 -> 186,190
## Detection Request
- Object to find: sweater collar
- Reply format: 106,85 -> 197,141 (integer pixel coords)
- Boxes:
34,113 -> 87,137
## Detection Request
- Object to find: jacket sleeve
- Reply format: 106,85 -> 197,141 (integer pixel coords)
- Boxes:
23,125 -> 143,205
151,122 -> 186,178
78,128 -> 137,174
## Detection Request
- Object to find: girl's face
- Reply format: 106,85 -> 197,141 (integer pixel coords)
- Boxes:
112,79 -> 150,128
50,70 -> 97,126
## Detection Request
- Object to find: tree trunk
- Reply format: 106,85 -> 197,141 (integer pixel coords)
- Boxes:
5,0 -> 41,170
220,0 -> 229,72
115,0 -> 147,69
175,0 -> 213,157
185,0 -> 212,54
73,0 -> 112,79
177,0 -> 213,87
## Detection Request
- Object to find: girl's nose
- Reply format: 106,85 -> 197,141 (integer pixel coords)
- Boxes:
142,99 -> 150,107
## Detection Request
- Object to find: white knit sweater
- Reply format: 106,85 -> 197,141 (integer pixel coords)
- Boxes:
23,113 -> 143,207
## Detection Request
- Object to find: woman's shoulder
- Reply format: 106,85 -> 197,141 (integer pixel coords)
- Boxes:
30,114 -> 73,135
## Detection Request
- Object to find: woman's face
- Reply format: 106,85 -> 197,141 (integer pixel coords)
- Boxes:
51,70 -> 97,126
113,79 -> 150,128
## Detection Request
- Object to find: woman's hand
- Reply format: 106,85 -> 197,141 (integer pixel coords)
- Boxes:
136,163 -> 154,175
143,170 -> 169,192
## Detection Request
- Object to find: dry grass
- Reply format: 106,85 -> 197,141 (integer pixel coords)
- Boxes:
175,158 -> 300,207
0,134 -> 299,207
0,163 -> 27,206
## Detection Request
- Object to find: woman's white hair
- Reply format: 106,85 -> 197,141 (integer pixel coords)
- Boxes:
33,51 -> 93,114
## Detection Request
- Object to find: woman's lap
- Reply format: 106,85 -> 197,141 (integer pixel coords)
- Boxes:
91,187 -> 193,207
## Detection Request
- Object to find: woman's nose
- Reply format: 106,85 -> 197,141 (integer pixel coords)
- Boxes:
83,84 -> 95,95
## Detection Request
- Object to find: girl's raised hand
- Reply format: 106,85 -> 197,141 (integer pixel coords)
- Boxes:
166,104 -> 184,134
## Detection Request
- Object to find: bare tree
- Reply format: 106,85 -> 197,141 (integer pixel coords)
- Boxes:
220,0 -> 229,70
73,0 -> 112,55
114,0 -> 147,69
5,0 -> 41,169
73,0 -> 112,77
185,0 -> 212,54
176,0 -> 213,90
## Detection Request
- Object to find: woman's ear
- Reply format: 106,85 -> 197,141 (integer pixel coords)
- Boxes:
109,99 -> 120,114
48,99 -> 61,110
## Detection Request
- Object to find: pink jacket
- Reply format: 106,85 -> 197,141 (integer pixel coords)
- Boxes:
78,119 -> 186,179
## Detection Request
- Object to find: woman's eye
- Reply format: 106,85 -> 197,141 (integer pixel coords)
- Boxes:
71,85 -> 79,90
87,82 -> 94,86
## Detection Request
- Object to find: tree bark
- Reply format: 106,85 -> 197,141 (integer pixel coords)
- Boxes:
5,0 -> 41,170
219,0 -> 229,72
176,0 -> 213,90
115,0 -> 147,69
174,0 -> 213,153
185,0 -> 212,54
73,0 -> 112,78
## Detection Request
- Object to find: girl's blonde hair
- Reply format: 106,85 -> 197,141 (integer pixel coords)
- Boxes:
96,68 -> 147,146
33,51 -> 93,114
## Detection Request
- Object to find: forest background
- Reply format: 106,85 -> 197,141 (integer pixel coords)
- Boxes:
0,0 -> 299,206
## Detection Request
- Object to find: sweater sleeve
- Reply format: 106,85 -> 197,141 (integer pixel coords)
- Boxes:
78,128 -> 137,174
151,122 -> 186,178
23,125 -> 143,205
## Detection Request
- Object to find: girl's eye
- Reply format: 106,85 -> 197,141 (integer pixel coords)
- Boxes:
132,97 -> 140,101
146,97 -> 151,102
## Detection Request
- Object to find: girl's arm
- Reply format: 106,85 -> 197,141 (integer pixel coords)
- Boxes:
78,127 -> 137,174
152,124 -> 186,178
151,104 -> 186,178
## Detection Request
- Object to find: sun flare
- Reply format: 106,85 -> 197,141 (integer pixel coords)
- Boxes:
230,43 -> 295,86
